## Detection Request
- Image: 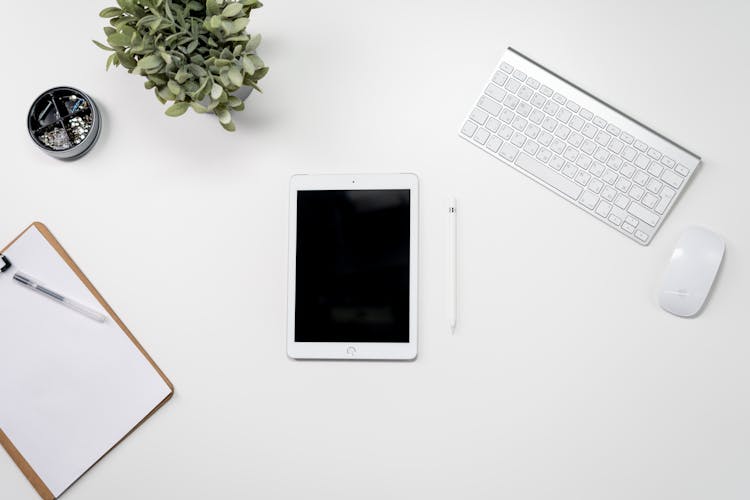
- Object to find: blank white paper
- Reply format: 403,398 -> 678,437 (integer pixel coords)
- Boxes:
0,226 -> 171,498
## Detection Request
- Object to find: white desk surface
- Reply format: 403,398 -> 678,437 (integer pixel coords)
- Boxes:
2,1 -> 749,499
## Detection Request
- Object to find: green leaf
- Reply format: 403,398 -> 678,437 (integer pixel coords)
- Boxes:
220,120 -> 236,132
165,101 -> 190,116
210,82 -> 223,100
190,101 -> 209,113
106,53 -> 117,70
216,107 -> 232,124
167,79 -> 182,95
232,17 -> 249,33
222,3 -> 244,17
107,32 -> 131,46
227,67 -> 243,86
99,7 -> 123,18
93,40 -> 114,51
246,33 -> 261,50
242,55 -> 255,74
139,54 -> 163,69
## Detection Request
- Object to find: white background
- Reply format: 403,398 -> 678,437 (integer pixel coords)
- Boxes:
2,1 -> 749,499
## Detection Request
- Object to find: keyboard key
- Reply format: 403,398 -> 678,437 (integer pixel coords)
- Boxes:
602,169 -> 617,185
620,131 -> 634,144
478,96 -> 502,115
575,155 -> 592,170
661,170 -> 683,189
549,156 -> 565,170
588,178 -> 604,193
660,155 -> 675,168
503,94 -> 520,109
615,177 -> 631,192
662,187 -> 675,199
549,139 -> 566,155
531,93 -> 546,108
498,124 -> 514,139
629,185 -> 644,200
607,139 -> 624,154
512,116 -> 528,131
542,117 -> 557,132
608,214 -> 623,226
569,115 -> 585,131
500,62 -> 514,73
595,131 -> 611,147
554,125 -> 571,140
620,163 -> 635,178
523,139 -> 539,155
516,101 -> 532,117
633,171 -> 648,186
486,117 -> 500,132
622,222 -> 635,233
654,195 -> 670,214
567,132 -> 583,148
634,154 -> 650,169
606,155 -> 623,171
529,109 -> 544,124
582,123 -> 598,139
635,230 -> 649,242
525,123 -> 540,139
601,186 -> 616,201
512,69 -> 527,81
510,131 -> 526,147
647,147 -> 662,160
625,215 -> 639,227
575,170 -> 591,186
563,147 -> 578,162
594,147 -> 609,163
473,128 -> 490,145
536,148 -> 552,163
642,193 -> 658,208
646,178 -> 663,194
561,163 -> 576,179
606,124 -> 621,136
498,142 -> 519,162
505,78 -> 521,94
539,85 -> 553,97
593,116 -> 607,128
537,131 -> 553,146
470,108 -> 489,124
581,139 -> 597,155
492,71 -> 508,86
485,84 -> 507,102
579,108 -> 593,120
627,203 -> 659,226
622,146 -> 637,162
543,100 -> 560,116
552,92 -> 566,105
595,201 -> 612,218
647,162 -> 664,177
675,164 -> 690,176
499,108 -> 514,123
565,100 -> 580,113
589,162 -> 604,177
517,86 -> 534,101
526,77 -> 540,89
614,194 -> 630,209
486,135 -> 502,153
515,153 -> 582,199
461,120 -> 477,137
634,140 -> 648,152
556,108 -> 572,123
580,191 -> 598,209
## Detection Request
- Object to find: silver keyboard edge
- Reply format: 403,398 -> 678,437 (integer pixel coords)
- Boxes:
506,47 -> 701,162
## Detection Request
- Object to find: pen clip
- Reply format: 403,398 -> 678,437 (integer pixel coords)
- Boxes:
0,254 -> 10,273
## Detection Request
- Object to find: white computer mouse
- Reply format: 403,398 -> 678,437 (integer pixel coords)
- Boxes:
658,226 -> 725,317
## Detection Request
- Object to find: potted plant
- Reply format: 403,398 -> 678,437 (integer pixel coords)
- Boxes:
94,0 -> 268,131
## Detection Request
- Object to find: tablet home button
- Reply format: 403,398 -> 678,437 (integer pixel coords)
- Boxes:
346,346 -> 356,356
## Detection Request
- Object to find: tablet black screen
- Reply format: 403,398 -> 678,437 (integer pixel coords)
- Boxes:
295,189 -> 410,343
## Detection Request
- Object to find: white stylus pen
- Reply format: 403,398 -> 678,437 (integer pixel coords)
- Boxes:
448,197 -> 457,334
13,272 -> 107,322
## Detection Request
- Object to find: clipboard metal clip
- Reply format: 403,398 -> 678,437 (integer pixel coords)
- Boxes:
0,253 -> 10,273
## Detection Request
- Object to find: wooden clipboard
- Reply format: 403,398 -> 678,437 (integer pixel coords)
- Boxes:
0,222 -> 174,500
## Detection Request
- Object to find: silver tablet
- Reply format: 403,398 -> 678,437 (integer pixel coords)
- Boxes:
287,173 -> 418,360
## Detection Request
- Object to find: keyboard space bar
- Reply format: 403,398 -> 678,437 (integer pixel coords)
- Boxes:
514,153 -> 582,200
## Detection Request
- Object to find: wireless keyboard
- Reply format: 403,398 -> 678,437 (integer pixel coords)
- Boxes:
460,48 -> 701,245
